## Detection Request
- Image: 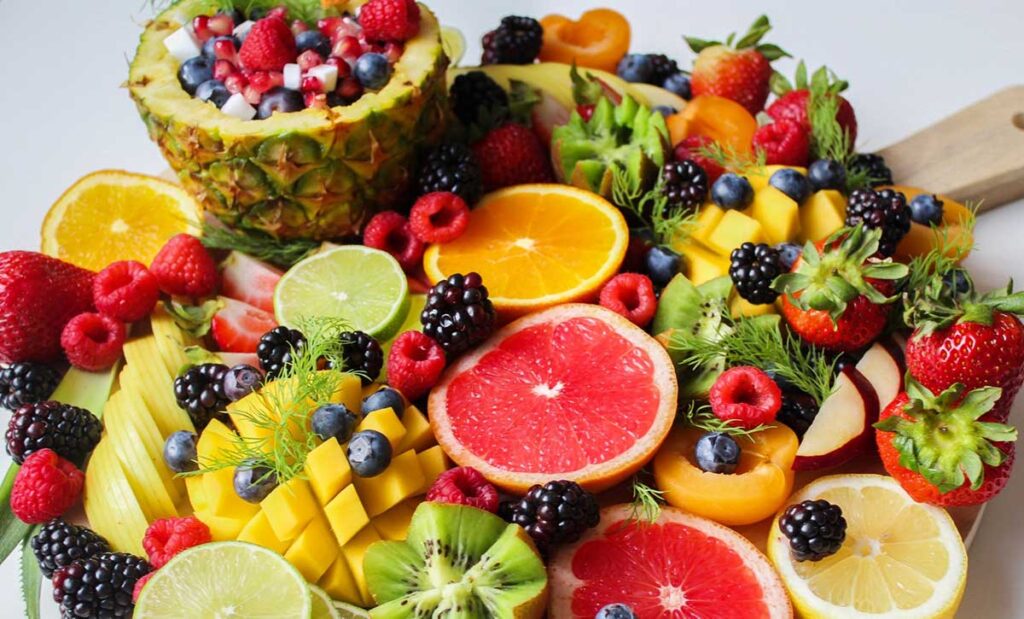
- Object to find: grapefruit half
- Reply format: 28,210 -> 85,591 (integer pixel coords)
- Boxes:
428,304 -> 677,493
549,504 -> 792,618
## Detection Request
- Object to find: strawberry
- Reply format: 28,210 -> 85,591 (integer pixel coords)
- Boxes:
0,252 -> 95,363
673,135 -> 725,184
766,62 -> 858,149
752,118 -> 809,166
472,123 -> 553,191
685,15 -> 789,115
875,380 -> 1017,506
775,226 -> 908,352
239,16 -> 297,72
219,251 -> 283,314
211,297 -> 277,354
358,0 -> 420,42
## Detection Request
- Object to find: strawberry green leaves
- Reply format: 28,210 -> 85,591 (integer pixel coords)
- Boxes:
685,15 -> 790,60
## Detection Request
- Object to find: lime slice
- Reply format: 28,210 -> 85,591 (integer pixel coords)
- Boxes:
275,246 -> 410,340
134,541 -> 312,618
309,585 -> 342,619
441,26 -> 466,66
332,602 -> 371,619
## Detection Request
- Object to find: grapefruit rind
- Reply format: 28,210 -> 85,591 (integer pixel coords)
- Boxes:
428,304 -> 677,494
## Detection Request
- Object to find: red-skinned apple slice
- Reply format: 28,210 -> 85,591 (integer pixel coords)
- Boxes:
793,366 -> 879,470
855,339 -> 905,411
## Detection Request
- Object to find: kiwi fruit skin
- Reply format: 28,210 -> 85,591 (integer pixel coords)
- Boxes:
364,502 -> 548,618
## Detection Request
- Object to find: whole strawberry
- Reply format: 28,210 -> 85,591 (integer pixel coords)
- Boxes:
685,15 -> 789,115
472,123 -> 554,192
0,252 -> 95,363
774,226 -> 908,351
766,63 -> 858,149
239,16 -> 296,71
875,381 -> 1017,506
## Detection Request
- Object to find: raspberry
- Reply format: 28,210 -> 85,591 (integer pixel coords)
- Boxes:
359,0 -> 420,42
149,234 -> 218,297
409,192 -> 470,244
362,211 -> 425,272
427,466 -> 499,513
60,313 -> 126,371
93,260 -> 160,322
239,16 -> 297,72
709,366 -> 782,429
10,449 -> 84,523
132,571 -> 154,603
472,123 -> 553,191
752,119 -> 810,167
598,273 -> 657,328
142,515 -> 212,569
387,331 -> 446,400
673,135 -> 725,184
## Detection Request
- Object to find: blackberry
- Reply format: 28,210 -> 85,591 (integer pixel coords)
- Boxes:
256,326 -> 307,379
729,242 -> 782,304
0,362 -> 61,411
5,401 -> 101,466
845,188 -> 911,257
417,142 -> 483,204
779,499 -> 847,561
420,272 -> 496,356
449,71 -> 509,127
848,153 -> 893,188
661,159 -> 708,210
52,552 -> 151,618
776,392 -> 818,439
337,331 -> 384,385
31,518 -> 110,578
481,16 -> 543,65
506,480 -> 600,550
648,54 -> 681,85
173,363 -> 230,429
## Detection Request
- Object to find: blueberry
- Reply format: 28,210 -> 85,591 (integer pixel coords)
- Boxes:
775,242 -> 802,271
347,430 -> 393,477
256,87 -> 305,119
764,368 -> 795,392
222,364 -> 262,401
644,246 -> 681,288
596,604 -> 638,619
711,173 -> 754,210
201,35 -> 240,59
233,460 -> 278,503
769,168 -> 812,203
616,54 -> 654,83
361,387 -> 406,418
661,72 -> 691,100
909,193 -> 944,225
354,53 -> 392,90
295,30 -> 331,58
694,432 -> 741,474
163,431 -> 198,473
311,403 -> 360,443
177,56 -> 214,96
807,159 -> 847,191
943,268 -> 971,295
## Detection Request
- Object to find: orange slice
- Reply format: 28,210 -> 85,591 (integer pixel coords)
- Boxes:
42,170 -> 201,271
422,184 -> 628,316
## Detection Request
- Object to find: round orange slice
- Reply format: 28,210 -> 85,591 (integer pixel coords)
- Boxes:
423,184 -> 628,316
42,170 -> 201,271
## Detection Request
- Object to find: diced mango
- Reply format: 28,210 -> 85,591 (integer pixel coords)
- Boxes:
685,203 -> 725,245
196,422 -> 260,520
355,407 -> 406,452
195,509 -> 251,541
332,372 -> 363,414
352,450 -> 425,517
319,556 -> 362,606
323,485 -> 369,547
185,476 -> 208,513
226,391 -> 276,448
679,242 -> 730,285
416,445 -> 450,494
730,295 -> 776,318
261,477 -> 318,542
285,514 -> 339,583
801,190 -> 847,242
340,526 -> 381,607
372,499 -> 418,541
748,186 -> 800,244
304,438 -> 351,505
237,510 -> 289,554
395,405 -> 434,453
705,210 -> 765,255
747,165 -> 808,191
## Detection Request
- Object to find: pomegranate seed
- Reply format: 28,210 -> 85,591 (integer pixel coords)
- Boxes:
297,49 -> 323,71
243,85 -> 262,105
318,17 -> 344,39
290,19 -> 309,36
267,6 -> 288,21
192,15 -> 213,43
249,71 -> 274,94
225,73 -> 248,94
214,59 -> 236,81
213,39 -> 237,62
268,71 -> 284,88
383,42 -> 403,64
325,57 -> 352,78
359,35 -> 385,54
337,76 -> 363,101
302,76 -> 323,93
332,36 -> 362,61
305,92 -> 327,109
208,14 -> 234,36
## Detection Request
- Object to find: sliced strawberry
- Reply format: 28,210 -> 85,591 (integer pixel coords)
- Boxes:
219,252 -> 282,313
210,297 -> 277,354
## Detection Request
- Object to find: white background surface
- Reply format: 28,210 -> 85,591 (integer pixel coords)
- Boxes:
1,0 -> 1023,616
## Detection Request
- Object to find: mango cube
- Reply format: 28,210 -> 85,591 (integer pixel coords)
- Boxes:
340,526 -> 381,607
372,499 -> 418,541
195,510 -> 250,541
748,186 -> 800,244
801,190 -> 847,242
352,449 -> 425,517
319,556 -> 362,606
323,484 -> 369,547
730,295 -> 776,318
686,203 -> 725,245
284,514 -> 339,583
416,445 -> 450,494
304,438 -> 351,505
226,391 -> 276,448
185,476 -> 208,513
196,422 -> 259,520
395,405 -> 433,453
680,242 -> 730,285
332,372 -> 363,414
260,477 -> 318,542
237,510 -> 289,554
705,210 -> 765,255
355,407 -> 406,452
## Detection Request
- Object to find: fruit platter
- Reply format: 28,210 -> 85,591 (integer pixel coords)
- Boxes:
1,0 -> 1021,617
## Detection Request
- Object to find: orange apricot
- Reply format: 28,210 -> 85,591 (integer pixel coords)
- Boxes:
884,185 -> 974,262
667,95 -> 756,158
539,9 -> 630,74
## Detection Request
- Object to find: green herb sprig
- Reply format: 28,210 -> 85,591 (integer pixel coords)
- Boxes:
611,166 -> 698,248
695,141 -> 767,175
201,221 -> 319,268
628,479 -> 664,525
681,401 -> 772,440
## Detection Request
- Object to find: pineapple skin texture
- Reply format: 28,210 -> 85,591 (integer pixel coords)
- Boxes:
128,0 -> 450,240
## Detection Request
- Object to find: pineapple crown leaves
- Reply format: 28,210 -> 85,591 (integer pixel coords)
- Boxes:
684,15 -> 790,61
874,378 -> 1017,493
772,225 -> 909,320
163,298 -> 223,338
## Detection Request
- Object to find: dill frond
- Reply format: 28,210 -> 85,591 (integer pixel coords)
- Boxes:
680,401 -> 771,441
201,221 -> 319,268
628,479 -> 664,525
611,165 -> 700,248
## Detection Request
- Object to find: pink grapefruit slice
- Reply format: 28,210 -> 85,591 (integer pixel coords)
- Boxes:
428,304 -> 677,493
549,504 -> 792,618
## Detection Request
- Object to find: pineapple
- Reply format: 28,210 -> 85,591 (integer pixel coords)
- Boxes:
128,0 -> 449,240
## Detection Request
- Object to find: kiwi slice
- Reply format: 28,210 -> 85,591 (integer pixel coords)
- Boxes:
364,502 -> 548,618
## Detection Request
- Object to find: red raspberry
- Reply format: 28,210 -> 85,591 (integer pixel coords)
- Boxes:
132,571 -> 154,603
409,192 -> 470,244
143,516 -> 212,569
387,331 -> 445,400
359,0 -> 420,42
93,260 -> 159,322
752,118 -> 810,167
239,16 -> 297,72
61,313 -> 126,371
426,466 -> 499,513
673,135 -> 725,184
362,211 -> 425,272
708,366 -> 782,429
149,234 -> 218,297
766,90 -> 858,148
472,124 -> 554,192
598,273 -> 657,328
10,449 -> 84,523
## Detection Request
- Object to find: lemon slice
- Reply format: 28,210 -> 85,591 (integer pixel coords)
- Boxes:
767,474 -> 967,619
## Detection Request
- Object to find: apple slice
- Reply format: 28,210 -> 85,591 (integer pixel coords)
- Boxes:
855,339 -> 905,412
793,366 -> 879,470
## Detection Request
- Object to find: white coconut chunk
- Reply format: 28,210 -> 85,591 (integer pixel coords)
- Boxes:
307,64 -> 338,92
163,26 -> 201,62
221,93 -> 257,120
233,20 -> 255,42
283,64 -> 303,90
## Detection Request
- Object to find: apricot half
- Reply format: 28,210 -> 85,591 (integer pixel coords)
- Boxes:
667,95 -> 756,158
539,9 -> 631,74
884,185 -> 974,261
